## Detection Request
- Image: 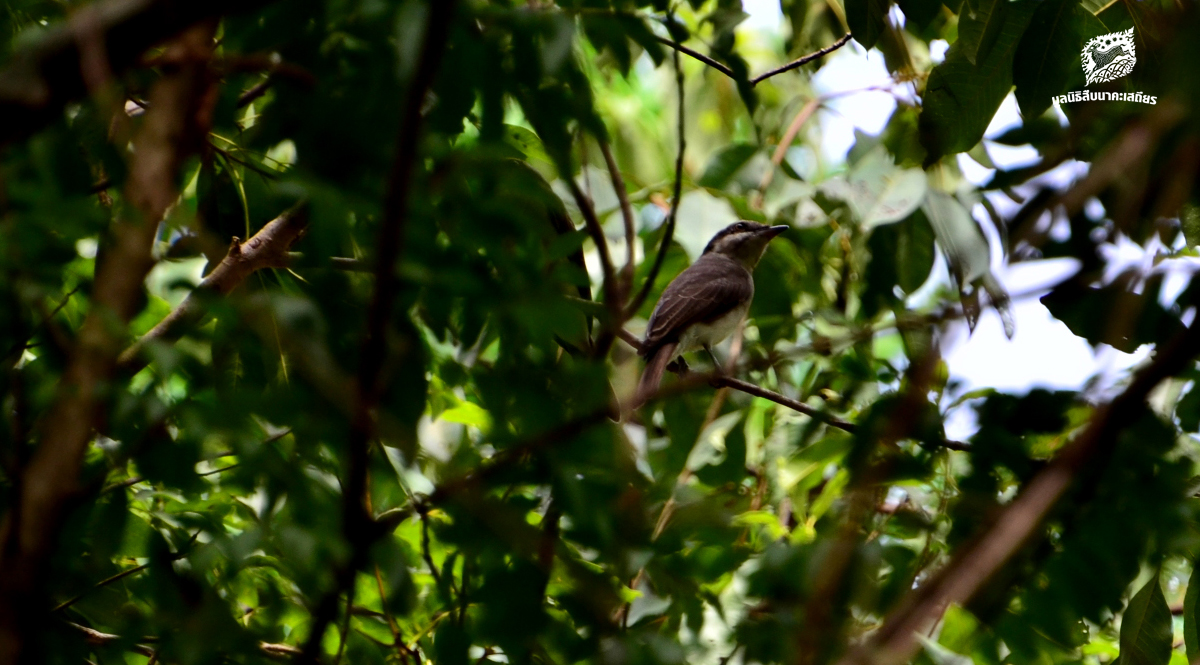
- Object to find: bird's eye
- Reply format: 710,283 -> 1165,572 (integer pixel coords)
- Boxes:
735,222 -> 747,231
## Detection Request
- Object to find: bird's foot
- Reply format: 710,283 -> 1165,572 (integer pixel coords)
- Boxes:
666,357 -> 690,376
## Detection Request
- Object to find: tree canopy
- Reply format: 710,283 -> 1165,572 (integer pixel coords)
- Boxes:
2,0 -> 1200,664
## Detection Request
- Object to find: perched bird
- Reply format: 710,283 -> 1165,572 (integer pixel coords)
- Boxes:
634,221 -> 788,406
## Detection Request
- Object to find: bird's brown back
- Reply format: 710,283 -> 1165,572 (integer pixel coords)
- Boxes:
640,253 -> 753,359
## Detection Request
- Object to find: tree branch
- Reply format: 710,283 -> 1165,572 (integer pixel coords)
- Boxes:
625,32 -> 686,319
652,33 -> 851,89
652,36 -> 733,78
0,23 -> 217,662
749,33 -> 852,86
116,205 -> 309,375
600,140 -> 637,296
835,295 -> 1200,665
0,0 -> 277,146
68,622 -> 302,660
299,2 -> 457,662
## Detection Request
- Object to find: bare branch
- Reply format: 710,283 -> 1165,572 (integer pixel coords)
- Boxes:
749,33 -> 852,86
652,33 -> 851,88
625,34 -> 686,319
652,36 -> 734,78
116,206 -> 309,375
600,140 -> 637,295
713,376 -> 857,433
68,622 -> 302,660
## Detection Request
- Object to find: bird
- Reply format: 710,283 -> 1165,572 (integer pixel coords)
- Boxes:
633,220 -> 788,407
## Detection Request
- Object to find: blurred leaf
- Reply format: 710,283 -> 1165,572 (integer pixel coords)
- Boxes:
699,144 -> 762,189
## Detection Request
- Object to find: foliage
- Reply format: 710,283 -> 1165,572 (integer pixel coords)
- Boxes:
2,0 -> 1200,664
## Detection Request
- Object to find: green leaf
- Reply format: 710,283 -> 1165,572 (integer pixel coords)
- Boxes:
1185,560 -> 1200,661
957,0 -> 1009,65
846,0 -> 891,49
1013,0 -> 1105,118
819,147 -> 927,228
439,400 -> 492,431
698,143 -> 762,189
918,0 -> 1038,161
1182,203 -> 1200,247
1118,575 -> 1172,665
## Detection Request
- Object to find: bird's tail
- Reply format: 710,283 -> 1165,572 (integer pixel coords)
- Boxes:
633,342 -> 677,409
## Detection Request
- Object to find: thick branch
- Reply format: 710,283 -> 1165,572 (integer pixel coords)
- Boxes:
0,23 -> 217,663
0,0 -> 275,146
836,300 -> 1200,665
116,206 -> 309,374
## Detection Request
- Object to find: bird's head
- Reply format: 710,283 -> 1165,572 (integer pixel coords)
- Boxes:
702,221 -> 789,268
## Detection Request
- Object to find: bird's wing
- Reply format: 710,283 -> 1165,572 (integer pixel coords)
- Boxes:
641,256 -> 753,358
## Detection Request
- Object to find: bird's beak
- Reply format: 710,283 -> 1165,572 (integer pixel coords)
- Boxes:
763,225 -> 789,239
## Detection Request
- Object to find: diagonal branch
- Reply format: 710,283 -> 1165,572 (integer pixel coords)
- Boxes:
749,33 -> 852,86
600,140 -> 637,296
652,36 -> 733,78
652,33 -> 851,89
116,205 -> 309,375
625,31 -> 686,320
0,22 -> 218,663
835,293 -> 1200,665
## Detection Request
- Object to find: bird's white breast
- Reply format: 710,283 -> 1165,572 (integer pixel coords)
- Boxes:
675,299 -> 750,356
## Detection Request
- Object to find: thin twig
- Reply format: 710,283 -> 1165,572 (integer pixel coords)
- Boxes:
333,586 -> 355,665
749,33 -> 852,86
714,376 -> 857,432
653,33 -> 852,88
54,532 -> 199,613
54,564 -> 149,613
755,97 -> 820,205
236,75 -> 273,108
625,29 -> 686,319
615,329 -> 970,449
565,179 -> 620,320
600,140 -> 637,296
653,36 -> 733,78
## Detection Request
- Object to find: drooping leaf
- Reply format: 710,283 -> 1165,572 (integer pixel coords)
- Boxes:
1185,561 -> 1200,661
919,0 -> 1038,161
1118,575 -> 1172,665
846,0 -> 891,49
